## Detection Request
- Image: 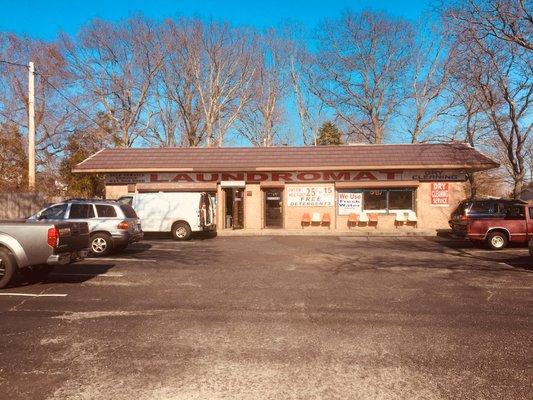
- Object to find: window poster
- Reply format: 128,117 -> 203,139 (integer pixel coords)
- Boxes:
338,191 -> 363,215
287,186 -> 334,207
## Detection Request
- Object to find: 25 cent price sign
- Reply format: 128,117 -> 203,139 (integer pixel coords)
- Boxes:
431,182 -> 449,206
287,186 -> 334,207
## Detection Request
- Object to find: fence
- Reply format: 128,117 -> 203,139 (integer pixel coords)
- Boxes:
0,193 -> 61,219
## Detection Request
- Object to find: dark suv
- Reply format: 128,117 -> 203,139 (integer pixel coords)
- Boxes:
449,198 -> 526,236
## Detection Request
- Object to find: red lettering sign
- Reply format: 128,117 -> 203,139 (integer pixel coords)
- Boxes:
323,171 -> 351,181
171,173 -> 194,182
196,173 -> 219,182
353,171 -> 377,180
246,173 -> 269,182
431,182 -> 449,205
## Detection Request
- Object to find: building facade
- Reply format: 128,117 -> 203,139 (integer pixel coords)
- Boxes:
74,144 -> 498,234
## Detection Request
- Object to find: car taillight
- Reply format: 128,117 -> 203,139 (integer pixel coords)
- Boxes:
47,227 -> 59,248
117,221 -> 129,230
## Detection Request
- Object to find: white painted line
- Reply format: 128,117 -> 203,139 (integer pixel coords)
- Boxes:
149,248 -> 182,252
0,293 -> 68,297
85,257 -> 157,262
50,273 -> 124,277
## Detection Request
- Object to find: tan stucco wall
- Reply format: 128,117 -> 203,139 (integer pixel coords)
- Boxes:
244,184 -> 262,229
105,185 -> 129,200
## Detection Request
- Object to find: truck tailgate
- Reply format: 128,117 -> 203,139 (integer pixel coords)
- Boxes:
54,222 -> 90,253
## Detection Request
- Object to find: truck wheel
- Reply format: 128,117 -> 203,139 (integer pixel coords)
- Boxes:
486,231 -> 508,250
90,233 -> 113,256
172,222 -> 191,241
0,248 -> 17,289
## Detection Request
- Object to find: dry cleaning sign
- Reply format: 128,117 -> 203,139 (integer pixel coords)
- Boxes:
287,186 -> 334,207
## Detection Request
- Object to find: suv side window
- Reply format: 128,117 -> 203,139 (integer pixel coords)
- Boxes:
40,204 -> 68,219
529,207 -> 533,220
506,205 -> 525,219
470,201 -> 493,214
69,204 -> 95,219
96,205 -> 117,218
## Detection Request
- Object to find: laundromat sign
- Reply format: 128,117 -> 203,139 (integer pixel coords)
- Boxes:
105,170 -> 467,184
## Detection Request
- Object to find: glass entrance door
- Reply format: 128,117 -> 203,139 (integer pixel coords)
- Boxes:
264,189 -> 283,228
224,188 -> 244,229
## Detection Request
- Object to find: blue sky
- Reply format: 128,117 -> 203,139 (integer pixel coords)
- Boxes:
1,0 -> 432,40
0,0 -> 435,147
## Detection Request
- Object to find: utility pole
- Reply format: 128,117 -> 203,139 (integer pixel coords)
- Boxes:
28,61 -> 35,191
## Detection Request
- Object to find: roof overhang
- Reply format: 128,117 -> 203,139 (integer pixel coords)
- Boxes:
73,163 -> 498,174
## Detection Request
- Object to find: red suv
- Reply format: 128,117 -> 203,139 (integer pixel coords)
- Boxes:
450,199 -> 533,249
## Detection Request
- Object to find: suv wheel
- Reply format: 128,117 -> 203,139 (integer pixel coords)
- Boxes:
90,233 -> 113,256
486,231 -> 508,250
0,248 -> 17,289
172,222 -> 191,241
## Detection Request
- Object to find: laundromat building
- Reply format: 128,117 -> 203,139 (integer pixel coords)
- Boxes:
73,143 -> 498,234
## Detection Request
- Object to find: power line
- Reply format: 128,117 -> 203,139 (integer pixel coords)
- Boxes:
1,59 -> 110,133
0,60 -> 28,69
36,72 -> 111,134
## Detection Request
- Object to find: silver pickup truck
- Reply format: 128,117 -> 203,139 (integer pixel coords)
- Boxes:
0,220 -> 90,289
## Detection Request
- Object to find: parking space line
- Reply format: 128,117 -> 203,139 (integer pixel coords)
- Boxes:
0,293 -> 68,297
50,273 -> 124,277
84,257 -> 157,262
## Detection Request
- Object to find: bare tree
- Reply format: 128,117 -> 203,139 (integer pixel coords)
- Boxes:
61,16 -> 164,147
447,4 -> 533,198
0,33 -> 77,190
404,25 -> 456,143
447,0 -> 533,51
312,11 -> 415,144
236,30 -> 288,146
187,21 -> 260,147
149,19 -> 206,147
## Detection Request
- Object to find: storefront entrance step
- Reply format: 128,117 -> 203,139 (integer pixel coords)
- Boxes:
217,229 -> 437,237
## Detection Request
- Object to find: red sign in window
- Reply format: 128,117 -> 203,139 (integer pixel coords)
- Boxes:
431,182 -> 449,205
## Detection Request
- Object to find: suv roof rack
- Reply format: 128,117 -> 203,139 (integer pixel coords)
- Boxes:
64,198 -> 113,202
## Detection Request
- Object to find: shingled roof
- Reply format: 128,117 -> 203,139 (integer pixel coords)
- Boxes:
73,143 -> 498,173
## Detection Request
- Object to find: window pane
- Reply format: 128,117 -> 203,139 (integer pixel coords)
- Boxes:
69,204 -> 95,219
506,205 -> 525,219
388,190 -> 413,210
530,207 -> 533,220
363,190 -> 387,210
470,201 -> 493,214
41,204 -> 67,219
96,205 -> 117,218
120,204 -> 138,219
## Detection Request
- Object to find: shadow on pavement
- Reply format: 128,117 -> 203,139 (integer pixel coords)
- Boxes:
12,263 -> 117,288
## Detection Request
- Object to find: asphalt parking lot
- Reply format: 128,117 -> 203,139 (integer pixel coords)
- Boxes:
0,236 -> 531,400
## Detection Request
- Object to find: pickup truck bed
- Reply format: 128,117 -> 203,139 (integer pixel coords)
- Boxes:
0,220 -> 90,288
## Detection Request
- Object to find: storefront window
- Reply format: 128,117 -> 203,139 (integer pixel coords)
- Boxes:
358,188 -> 415,212
363,190 -> 388,210
388,190 -> 414,210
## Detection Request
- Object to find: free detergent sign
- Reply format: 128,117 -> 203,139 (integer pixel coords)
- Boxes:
338,191 -> 363,215
287,186 -> 334,207
431,182 -> 449,206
